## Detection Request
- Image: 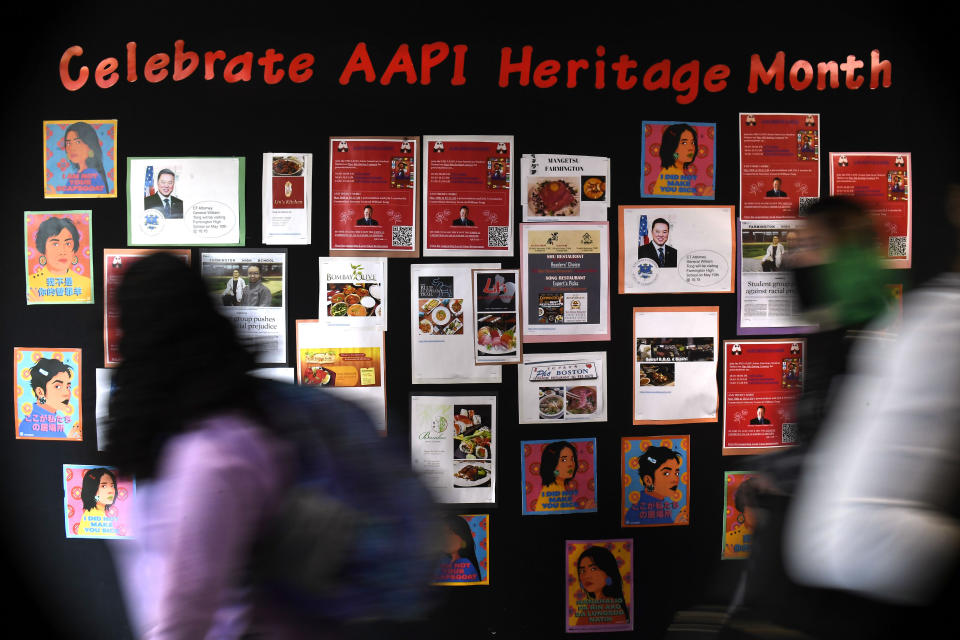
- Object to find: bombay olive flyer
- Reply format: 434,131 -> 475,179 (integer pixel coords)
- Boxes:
319,257 -> 387,331
520,154 -> 610,222
722,471 -> 760,560
521,438 -> 597,516
25,210 -> 94,305
43,119 -> 117,199
262,152 -> 312,245
63,464 -> 135,540
640,121 -> 715,200
472,269 -> 521,365
565,539 -> 634,633
14,347 -> 82,441
517,352 -> 608,424
621,435 -> 690,528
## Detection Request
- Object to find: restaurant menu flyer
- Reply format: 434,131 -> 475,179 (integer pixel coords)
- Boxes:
640,120 -> 716,199
632,307 -> 719,425
565,539 -> 633,633
411,263 -> 502,385
518,352 -> 607,424
296,322 -> 386,434
723,471 -> 759,560
621,435 -> 690,528
829,152 -> 912,268
740,113 -> 820,220
723,339 -> 805,455
410,394 -> 497,505
25,210 -> 94,305
102,249 -> 191,367
521,437 -> 597,516
319,257 -> 387,331
433,514 -> 490,586
328,136 -> 419,257
43,119 -> 117,198
422,135 -> 514,257
472,268 -> 521,365
521,222 -> 611,342
15,347 -> 82,441
618,206 -> 735,294
63,465 -> 135,540
520,154 -> 610,221
262,152 -> 312,245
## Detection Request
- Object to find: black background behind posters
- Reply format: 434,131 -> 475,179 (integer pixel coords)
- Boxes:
3,5 -> 957,638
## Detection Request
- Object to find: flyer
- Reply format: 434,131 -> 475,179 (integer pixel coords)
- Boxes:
201,250 -> 287,364
829,152 -> 912,268
43,119 -> 117,198
521,222 -> 611,342
520,154 -> 610,221
262,152 -> 312,245
621,435 -> 690,527
640,121 -> 716,199
319,257 -> 387,331
618,206 -> 735,294
722,471 -> 760,560
25,211 -> 94,305
411,263 -> 502,385
63,465 -> 135,540
518,352 -> 607,424
329,136 -> 419,257
410,394 -> 497,504
127,157 -> 245,246
723,339 -> 805,455
521,438 -> 597,516
632,307 -> 719,425
472,268 -> 521,365
565,539 -> 633,633
740,113 -> 820,220
14,347 -> 82,441
423,135 -> 514,257
433,514 -> 490,586
296,322 -> 386,434
102,249 -> 191,367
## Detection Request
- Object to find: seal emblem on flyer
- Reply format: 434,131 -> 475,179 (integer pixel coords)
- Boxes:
140,208 -> 166,235
632,258 -> 659,285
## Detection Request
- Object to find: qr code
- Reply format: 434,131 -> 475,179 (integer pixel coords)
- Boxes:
781,422 -> 798,444
798,197 -> 818,217
488,225 -> 510,248
391,225 -> 413,248
888,236 -> 907,257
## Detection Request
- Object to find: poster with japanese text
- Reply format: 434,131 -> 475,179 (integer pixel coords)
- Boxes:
319,257 -> 387,331
63,465 -> 134,540
723,339 -> 805,455
633,307 -> 719,424
518,352 -> 607,424
43,119 -> 117,198
521,438 -> 597,516
262,152 -> 312,245
25,210 -> 94,305
329,137 -> 419,257
723,471 -> 759,560
423,135 -> 514,257
14,347 -> 82,441
621,435 -> 690,527
472,268 -> 521,364
521,222 -> 611,342
433,514 -> 490,586
641,121 -> 715,199
565,539 -> 633,632
521,154 -> 610,221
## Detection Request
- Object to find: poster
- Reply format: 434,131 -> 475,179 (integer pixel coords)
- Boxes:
740,113 -> 820,220
102,249 -> 191,367
434,514 -> 490,586
411,263 -> 502,385
640,121 -> 715,199
262,152 -> 312,245
24,211 -> 94,305
201,250 -> 287,364
521,222 -> 611,342
296,322 -> 386,434
632,307 -> 719,424
518,352 -> 607,424
829,152 -> 912,268
410,394 -> 497,504
723,339 -> 805,455
328,136 -> 419,257
127,156 -> 244,246
63,465 -> 134,540
14,347 -> 82,441
565,539 -> 633,633
520,154 -> 610,221
521,438 -> 597,516
423,135 -> 514,257
43,119 -> 117,198
621,435 -> 690,527
722,471 -> 759,560
319,257 -> 387,330
618,206 -> 735,294
472,268 -> 521,365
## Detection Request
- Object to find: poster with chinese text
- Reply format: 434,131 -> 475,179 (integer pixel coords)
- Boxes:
43,119 -> 117,198
565,539 -> 633,632
518,352 -> 607,424
722,471 -> 759,560
521,154 -> 610,221
621,435 -> 690,528
521,438 -> 597,516
63,465 -> 135,540
14,347 -> 82,441
262,152 -> 312,244
433,514 -> 490,586
641,121 -> 715,199
25,210 -> 94,305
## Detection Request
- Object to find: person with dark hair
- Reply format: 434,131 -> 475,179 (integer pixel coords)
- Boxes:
61,121 -> 109,194
434,515 -> 482,583
801,135 -> 814,153
536,440 -> 578,511
761,235 -> 785,272
221,268 -> 246,306
652,123 -> 698,196
625,445 -> 683,524
750,405 -> 772,424
637,217 -> 677,268
78,468 -> 119,536
574,546 -> 629,624
144,168 -> 183,218
766,177 -> 787,197
356,204 -> 379,225
19,357 -> 79,439
239,265 -> 271,306
452,205 -> 475,226
725,477 -> 760,557
27,215 -> 92,303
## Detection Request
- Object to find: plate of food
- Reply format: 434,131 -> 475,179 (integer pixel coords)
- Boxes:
477,324 -> 517,354
450,299 -> 463,316
539,390 -> 565,419
452,462 -> 492,487
566,386 -> 597,415
431,305 -> 452,326
419,317 -> 435,334
581,176 -> 606,200
528,178 -> 579,216
272,155 -> 303,176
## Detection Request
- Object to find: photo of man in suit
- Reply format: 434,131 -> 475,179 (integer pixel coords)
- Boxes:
749,405 -> 771,425
637,217 -> 677,268
766,178 -> 787,197
144,169 -> 183,218
356,205 -> 379,226
452,205 -> 475,226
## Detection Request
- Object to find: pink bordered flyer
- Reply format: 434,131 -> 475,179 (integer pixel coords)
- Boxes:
521,438 -> 597,516
63,465 -> 135,540
14,347 -> 82,441
565,538 -> 633,632
722,471 -> 759,560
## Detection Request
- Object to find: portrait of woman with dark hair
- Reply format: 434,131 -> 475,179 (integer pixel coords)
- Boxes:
18,356 -> 80,439
434,515 -> 484,584
63,122 -> 110,194
26,214 -> 92,304
652,123 -> 698,196
535,440 -> 578,511
725,475 -> 760,558
574,546 -> 630,625
77,468 -> 118,536
624,444 -> 685,525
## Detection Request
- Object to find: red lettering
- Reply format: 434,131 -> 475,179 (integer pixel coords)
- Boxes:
748,51 -> 785,93
642,59 -> 671,91
380,44 -> 417,85
258,48 -> 285,84
204,50 -> 227,80
611,54 -> 638,90
672,59 -> 699,104
144,53 -> 170,83
499,46 -> 532,87
95,57 -> 119,89
126,42 -> 138,82
704,64 -> 730,93
533,59 -> 561,88
173,39 -> 199,81
420,42 -> 448,85
817,61 -> 839,90
566,58 -> 588,88
839,54 -> 864,89
451,45 -> 467,85
790,59 -> 814,90
339,42 -> 376,84
224,52 -> 254,83
594,46 -> 606,89
60,46 -> 88,91
288,53 -> 313,83
870,49 -> 891,89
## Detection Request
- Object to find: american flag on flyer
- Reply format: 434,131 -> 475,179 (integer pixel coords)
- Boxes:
638,214 -> 649,245
144,165 -> 155,197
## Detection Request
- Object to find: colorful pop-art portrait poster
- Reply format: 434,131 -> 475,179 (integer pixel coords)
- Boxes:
641,121 -> 716,199
24,211 -> 94,305
14,347 -> 82,441
433,514 -> 490,586
565,539 -> 633,632
621,436 -> 690,528
521,438 -> 597,516
722,471 -> 759,560
63,465 -> 135,539
43,119 -> 117,198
